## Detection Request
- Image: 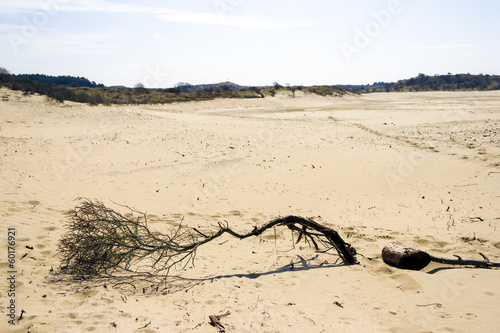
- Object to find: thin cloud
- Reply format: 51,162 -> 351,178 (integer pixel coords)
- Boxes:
10,30 -> 119,56
38,38 -> 116,55
0,0 -> 313,29
0,23 -> 29,32
156,11 -> 314,29
411,44 -> 481,50
0,0 -> 155,14
0,1 -> 38,14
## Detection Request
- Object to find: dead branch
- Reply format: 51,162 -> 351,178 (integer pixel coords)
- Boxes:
138,320 -> 151,330
58,199 -> 356,282
428,254 -> 500,268
209,311 -> 230,332
382,243 -> 500,270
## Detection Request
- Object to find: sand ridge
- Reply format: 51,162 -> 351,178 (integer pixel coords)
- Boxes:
1,88 -> 500,332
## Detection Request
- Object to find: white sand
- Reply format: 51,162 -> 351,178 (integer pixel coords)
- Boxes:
1,88 -> 500,332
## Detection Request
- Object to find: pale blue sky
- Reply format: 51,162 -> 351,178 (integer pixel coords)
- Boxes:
1,0 -> 499,88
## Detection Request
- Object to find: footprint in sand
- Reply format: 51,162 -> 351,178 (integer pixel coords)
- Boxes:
414,238 -> 432,246
229,210 -> 242,216
464,313 -> 477,319
390,273 -> 422,292
377,235 -> 394,240
374,266 -> 395,275
75,290 -> 99,299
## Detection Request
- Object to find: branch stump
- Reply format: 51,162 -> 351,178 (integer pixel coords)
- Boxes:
382,243 -> 431,270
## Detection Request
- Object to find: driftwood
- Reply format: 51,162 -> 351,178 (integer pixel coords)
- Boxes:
220,215 -> 357,265
382,243 -> 431,270
209,311 -> 230,332
58,199 -> 356,282
428,253 -> 500,268
382,243 -> 500,270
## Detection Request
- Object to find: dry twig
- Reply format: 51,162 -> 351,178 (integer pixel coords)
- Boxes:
209,311 -> 230,332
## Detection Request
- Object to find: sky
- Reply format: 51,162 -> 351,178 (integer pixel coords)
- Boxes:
1,0 -> 499,88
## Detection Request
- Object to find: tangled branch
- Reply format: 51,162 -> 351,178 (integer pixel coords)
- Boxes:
58,199 -> 357,280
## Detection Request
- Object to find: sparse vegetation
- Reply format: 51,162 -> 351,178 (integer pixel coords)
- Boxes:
248,86 -> 264,98
3,67 -> 500,105
304,85 -> 348,97
1,67 -> 353,105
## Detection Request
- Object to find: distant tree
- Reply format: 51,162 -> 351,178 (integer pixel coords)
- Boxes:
134,83 -> 145,90
273,82 -> 282,89
175,82 -> 192,88
0,67 -> 11,84
164,87 -> 181,94
248,86 -> 263,98
174,82 -> 194,93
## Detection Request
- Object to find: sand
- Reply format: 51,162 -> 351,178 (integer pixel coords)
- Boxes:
1,88 -> 500,332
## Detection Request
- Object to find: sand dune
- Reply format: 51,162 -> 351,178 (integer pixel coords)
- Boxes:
1,88 -> 500,332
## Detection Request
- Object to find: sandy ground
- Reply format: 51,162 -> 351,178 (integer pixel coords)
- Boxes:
1,88 -> 500,332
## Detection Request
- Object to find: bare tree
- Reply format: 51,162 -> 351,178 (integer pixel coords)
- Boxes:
0,67 -> 10,75
58,199 -> 357,285
249,86 -> 264,98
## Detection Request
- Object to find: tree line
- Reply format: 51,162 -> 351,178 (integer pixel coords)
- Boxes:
1,68 -> 104,105
14,73 -> 105,88
340,73 -> 500,93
